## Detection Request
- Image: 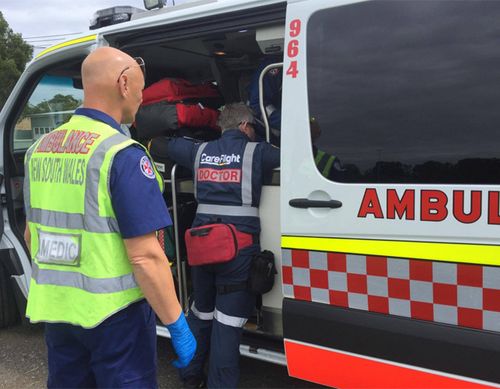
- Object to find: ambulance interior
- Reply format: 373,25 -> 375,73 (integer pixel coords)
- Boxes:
120,23 -> 286,339
7,20 -> 287,344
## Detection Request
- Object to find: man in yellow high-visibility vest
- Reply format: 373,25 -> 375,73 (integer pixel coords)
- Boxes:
310,117 -> 345,181
23,47 -> 195,388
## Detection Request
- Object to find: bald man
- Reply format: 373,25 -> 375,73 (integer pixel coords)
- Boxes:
23,47 -> 195,388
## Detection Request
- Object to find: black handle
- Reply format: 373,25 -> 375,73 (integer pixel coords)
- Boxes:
289,198 -> 343,209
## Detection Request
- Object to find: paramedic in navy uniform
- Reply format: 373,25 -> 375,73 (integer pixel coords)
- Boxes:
24,47 -> 195,388
167,103 -> 280,388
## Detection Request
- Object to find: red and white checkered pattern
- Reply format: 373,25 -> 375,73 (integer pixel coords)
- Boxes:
281,249 -> 500,332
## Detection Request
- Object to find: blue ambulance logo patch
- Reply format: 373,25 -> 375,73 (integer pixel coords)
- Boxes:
140,156 -> 155,179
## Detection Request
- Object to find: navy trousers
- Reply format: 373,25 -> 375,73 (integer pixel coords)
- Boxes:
44,299 -> 157,388
179,245 -> 258,388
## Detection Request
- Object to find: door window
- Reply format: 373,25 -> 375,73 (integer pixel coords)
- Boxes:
307,0 -> 500,184
13,75 -> 83,151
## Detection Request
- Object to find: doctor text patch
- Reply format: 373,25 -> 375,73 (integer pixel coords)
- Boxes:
197,168 -> 241,183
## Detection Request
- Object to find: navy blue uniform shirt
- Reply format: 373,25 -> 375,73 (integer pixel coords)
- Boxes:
167,129 -> 280,234
74,108 -> 172,238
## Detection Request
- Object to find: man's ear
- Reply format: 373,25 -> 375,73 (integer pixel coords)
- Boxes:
239,122 -> 248,134
240,122 -> 254,140
238,121 -> 245,132
119,74 -> 129,98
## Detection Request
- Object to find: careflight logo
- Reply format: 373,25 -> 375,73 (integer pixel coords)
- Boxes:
200,153 -> 241,166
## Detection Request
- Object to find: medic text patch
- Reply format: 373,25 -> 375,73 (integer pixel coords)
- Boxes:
36,230 -> 82,266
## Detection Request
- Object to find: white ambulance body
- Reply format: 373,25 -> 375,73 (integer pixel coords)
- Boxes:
1,0 -> 500,387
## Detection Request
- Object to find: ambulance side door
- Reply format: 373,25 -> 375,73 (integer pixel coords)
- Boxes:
0,38 -> 96,325
281,0 -> 500,387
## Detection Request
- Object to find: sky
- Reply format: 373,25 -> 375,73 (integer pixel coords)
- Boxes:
1,0 -> 187,55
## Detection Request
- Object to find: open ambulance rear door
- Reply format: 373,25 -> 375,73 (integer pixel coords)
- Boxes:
281,0 -> 500,387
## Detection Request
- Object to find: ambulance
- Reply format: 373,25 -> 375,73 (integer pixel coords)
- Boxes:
1,0 -> 500,387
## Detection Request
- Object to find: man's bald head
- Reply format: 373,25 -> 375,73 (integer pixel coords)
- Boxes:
82,47 -> 136,90
81,47 -> 145,124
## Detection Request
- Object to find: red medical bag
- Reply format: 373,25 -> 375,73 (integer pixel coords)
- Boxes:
142,78 -> 221,105
176,103 -> 219,129
185,224 -> 253,266
135,77 -> 222,140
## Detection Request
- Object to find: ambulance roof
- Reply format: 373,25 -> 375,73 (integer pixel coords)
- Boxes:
34,0 -> 286,61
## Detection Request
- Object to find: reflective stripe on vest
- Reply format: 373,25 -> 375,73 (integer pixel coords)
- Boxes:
195,140 -> 258,217
26,208 -> 118,233
193,142 -> 208,201
315,149 -> 336,178
31,262 -> 137,293
241,142 -> 257,206
25,133 -> 128,233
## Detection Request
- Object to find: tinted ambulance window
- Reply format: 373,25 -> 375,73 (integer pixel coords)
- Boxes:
307,1 -> 500,184
13,75 -> 83,151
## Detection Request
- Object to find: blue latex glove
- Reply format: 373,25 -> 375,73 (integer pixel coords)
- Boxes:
166,312 -> 197,368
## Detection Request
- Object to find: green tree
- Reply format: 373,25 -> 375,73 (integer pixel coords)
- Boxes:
25,94 -> 81,113
0,11 -> 33,110
22,94 -> 82,119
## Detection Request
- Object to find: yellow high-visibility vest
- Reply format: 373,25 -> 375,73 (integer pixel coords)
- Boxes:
24,114 -> 163,328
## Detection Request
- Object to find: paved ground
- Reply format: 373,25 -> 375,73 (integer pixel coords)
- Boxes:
0,323 -> 322,388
